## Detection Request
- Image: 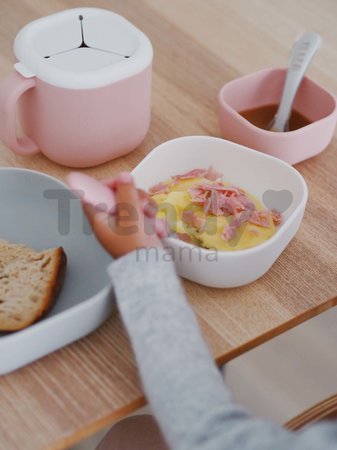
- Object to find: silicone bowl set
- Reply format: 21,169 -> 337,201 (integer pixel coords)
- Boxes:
0,8 -> 335,374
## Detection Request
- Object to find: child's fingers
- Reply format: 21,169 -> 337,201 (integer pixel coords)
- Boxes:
103,178 -> 117,189
103,177 -> 156,216
115,172 -> 139,206
82,202 -> 96,227
138,189 -> 157,218
82,201 -> 113,230
82,200 -> 120,250
115,172 -> 142,228
143,202 -> 157,218
104,175 -> 157,217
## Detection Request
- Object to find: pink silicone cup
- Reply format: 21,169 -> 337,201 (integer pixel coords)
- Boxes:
218,68 -> 337,165
67,172 -> 116,213
0,65 -> 152,168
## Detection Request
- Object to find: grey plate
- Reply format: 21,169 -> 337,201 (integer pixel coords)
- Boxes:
0,168 -> 114,374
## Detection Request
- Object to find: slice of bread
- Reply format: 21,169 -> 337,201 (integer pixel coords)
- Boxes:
0,240 -> 66,332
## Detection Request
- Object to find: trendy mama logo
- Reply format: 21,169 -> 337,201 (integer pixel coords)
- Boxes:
43,188 -> 293,254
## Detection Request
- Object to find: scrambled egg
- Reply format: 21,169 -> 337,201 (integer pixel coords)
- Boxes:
151,177 -> 277,251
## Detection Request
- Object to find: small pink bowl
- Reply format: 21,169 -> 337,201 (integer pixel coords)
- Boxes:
218,68 -> 337,165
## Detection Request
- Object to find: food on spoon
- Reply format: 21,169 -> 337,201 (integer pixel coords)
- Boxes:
0,240 -> 66,332
149,167 -> 282,251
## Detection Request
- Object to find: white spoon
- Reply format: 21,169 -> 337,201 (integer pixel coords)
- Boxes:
269,32 -> 322,132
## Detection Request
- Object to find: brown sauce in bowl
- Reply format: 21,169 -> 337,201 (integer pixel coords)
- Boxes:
239,104 -> 312,131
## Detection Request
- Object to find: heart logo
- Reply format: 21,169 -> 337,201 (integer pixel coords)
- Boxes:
262,189 -> 293,213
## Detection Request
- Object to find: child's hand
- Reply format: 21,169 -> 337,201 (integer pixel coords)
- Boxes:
83,172 -> 163,259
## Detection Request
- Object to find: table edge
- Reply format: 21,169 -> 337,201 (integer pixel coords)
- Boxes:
45,294 -> 337,450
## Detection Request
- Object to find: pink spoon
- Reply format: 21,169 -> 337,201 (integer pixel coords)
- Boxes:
66,172 -> 116,213
67,172 -> 168,238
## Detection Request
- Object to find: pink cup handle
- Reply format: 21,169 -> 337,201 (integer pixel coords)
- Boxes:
0,70 -> 39,155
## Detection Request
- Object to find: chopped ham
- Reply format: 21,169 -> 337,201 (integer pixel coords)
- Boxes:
248,210 -> 271,228
203,197 -> 211,215
172,166 -> 223,184
194,215 -> 206,229
189,187 -> 209,203
182,210 -> 205,230
190,183 -> 244,196
182,210 -> 194,226
236,195 -> 256,212
209,190 -> 221,215
220,210 -> 254,242
150,170 -> 280,247
225,196 -> 246,214
230,210 -> 252,228
205,166 -> 223,181
220,186 -> 246,197
212,195 -> 251,216
172,168 -> 208,184
188,181 -> 254,218
149,181 -> 170,195
221,225 -> 236,242
272,209 -> 282,226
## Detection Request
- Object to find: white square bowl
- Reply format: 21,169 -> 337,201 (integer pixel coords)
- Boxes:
132,136 -> 308,288
0,168 -> 113,375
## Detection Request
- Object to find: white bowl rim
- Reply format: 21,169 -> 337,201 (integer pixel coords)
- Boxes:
132,135 -> 308,258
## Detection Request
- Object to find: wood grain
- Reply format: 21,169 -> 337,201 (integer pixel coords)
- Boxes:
0,0 -> 337,449
285,394 -> 337,431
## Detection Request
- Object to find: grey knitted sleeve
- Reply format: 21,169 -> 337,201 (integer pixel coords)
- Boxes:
108,247 -> 337,450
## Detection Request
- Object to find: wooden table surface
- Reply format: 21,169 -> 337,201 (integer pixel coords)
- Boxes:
1,1 -> 337,449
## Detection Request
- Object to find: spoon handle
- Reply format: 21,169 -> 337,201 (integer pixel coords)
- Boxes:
272,32 -> 322,132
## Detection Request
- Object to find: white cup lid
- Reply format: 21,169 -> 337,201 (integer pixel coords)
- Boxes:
14,8 -> 153,89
